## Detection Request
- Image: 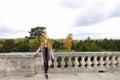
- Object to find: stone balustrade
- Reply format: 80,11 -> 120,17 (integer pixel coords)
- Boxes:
47,52 -> 120,73
0,52 -> 120,75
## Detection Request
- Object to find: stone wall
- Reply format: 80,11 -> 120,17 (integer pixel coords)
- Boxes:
0,52 -> 120,76
0,53 -> 34,76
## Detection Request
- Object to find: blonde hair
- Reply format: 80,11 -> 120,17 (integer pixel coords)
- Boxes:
40,39 -> 52,50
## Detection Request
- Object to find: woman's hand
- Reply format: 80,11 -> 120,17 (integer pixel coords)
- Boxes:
33,53 -> 37,57
51,57 -> 55,62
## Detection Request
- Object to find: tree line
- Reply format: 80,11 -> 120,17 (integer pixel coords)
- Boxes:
1,37 -> 120,53
0,26 -> 120,52
72,38 -> 120,52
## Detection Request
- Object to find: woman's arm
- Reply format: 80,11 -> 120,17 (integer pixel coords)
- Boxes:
35,47 -> 41,54
33,47 -> 41,56
50,50 -> 55,61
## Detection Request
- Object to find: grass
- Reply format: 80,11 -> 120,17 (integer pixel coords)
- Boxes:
54,49 -> 75,52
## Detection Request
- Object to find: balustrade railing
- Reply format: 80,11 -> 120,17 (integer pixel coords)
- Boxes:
46,52 -> 120,73
0,52 -> 120,75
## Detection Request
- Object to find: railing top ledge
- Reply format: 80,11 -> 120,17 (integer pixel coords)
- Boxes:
0,52 -> 120,57
54,52 -> 120,56
0,52 -> 34,58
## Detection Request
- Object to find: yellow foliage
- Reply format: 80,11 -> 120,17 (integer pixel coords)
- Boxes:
39,31 -> 47,44
64,33 -> 73,50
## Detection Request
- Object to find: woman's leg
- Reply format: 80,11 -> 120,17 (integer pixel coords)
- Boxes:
44,62 -> 48,79
44,47 -> 49,79
44,62 -> 48,74
44,53 -> 49,79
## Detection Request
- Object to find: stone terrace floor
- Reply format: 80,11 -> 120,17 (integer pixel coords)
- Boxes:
0,72 -> 120,80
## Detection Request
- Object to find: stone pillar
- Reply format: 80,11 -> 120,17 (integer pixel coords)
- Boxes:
81,56 -> 86,68
86,56 -> 92,68
61,56 -> 65,68
68,57 -> 72,68
93,56 -> 98,68
111,56 -> 117,67
74,56 -> 79,68
117,56 -> 120,67
99,56 -> 105,68
105,56 -> 111,68
54,56 -> 58,69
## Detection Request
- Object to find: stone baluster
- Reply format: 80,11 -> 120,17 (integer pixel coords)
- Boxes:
117,56 -> 120,67
61,56 -> 65,68
68,57 -> 72,68
80,56 -> 86,68
99,56 -> 105,68
93,56 -> 98,68
86,56 -> 92,68
54,56 -> 58,69
111,56 -> 117,67
74,56 -> 79,68
105,56 -> 111,68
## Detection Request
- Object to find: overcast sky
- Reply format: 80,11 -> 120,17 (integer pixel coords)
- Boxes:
0,0 -> 120,40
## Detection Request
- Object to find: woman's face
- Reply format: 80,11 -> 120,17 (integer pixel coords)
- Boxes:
44,40 -> 48,45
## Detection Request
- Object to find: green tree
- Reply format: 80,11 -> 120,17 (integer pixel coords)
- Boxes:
53,39 -> 64,50
0,40 -> 4,52
13,38 -> 30,52
112,39 -> 119,51
72,40 -> 80,50
79,44 -> 88,51
29,39 -> 39,52
2,39 -> 14,52
87,43 -> 101,51
17,38 -> 30,52
26,26 -> 46,40
76,41 -> 88,51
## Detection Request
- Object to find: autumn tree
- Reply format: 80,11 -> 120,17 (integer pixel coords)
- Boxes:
64,33 -> 73,50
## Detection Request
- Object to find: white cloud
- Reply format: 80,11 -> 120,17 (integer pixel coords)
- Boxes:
60,0 -> 120,26
0,0 -> 120,40
72,17 -> 120,39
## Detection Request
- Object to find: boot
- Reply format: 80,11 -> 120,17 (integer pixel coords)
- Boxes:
45,73 -> 48,79
45,74 -> 48,79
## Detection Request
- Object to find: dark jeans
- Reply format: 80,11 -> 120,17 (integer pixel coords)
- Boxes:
44,62 -> 49,74
44,47 -> 49,74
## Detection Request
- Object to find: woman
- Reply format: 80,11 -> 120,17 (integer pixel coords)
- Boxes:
35,39 -> 54,79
